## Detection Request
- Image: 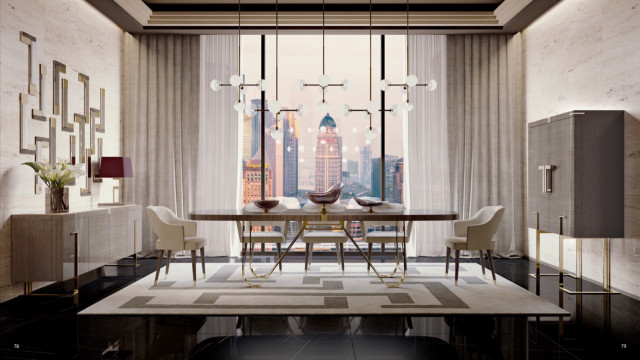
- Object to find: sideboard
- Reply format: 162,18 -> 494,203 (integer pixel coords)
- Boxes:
11,204 -> 141,288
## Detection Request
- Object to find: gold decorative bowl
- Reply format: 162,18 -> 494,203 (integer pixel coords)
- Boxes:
253,199 -> 280,212
353,197 -> 384,212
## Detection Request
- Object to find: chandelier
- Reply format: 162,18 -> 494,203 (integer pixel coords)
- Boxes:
296,0 -> 350,114
209,0 -> 268,114
379,0 -> 437,112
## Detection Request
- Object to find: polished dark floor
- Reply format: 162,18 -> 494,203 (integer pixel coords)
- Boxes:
1,255 -> 639,359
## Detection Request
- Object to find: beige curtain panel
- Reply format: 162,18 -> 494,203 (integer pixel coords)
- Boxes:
123,34 -> 201,253
446,34 -> 525,256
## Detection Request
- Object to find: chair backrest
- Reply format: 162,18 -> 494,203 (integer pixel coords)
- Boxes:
235,220 -> 288,237
147,206 -> 186,250
362,221 -> 413,238
466,206 -> 505,250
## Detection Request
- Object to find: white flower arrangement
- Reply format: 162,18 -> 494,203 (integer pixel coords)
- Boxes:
22,159 -> 85,189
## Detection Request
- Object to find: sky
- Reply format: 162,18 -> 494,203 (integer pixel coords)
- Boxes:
241,34 -> 407,162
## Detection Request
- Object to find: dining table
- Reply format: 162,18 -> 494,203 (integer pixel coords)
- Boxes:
189,208 -> 458,288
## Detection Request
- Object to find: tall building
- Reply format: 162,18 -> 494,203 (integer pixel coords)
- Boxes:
371,155 -> 398,200
315,113 -> 342,192
347,160 -> 358,182
282,112 -> 298,197
360,143 -> 372,188
242,153 -> 273,205
393,159 -> 404,204
249,99 -> 277,195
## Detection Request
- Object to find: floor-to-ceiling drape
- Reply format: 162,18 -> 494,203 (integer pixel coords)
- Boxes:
123,34 -> 200,253
447,34 -> 525,256
405,35 -> 451,256
197,35 -> 242,256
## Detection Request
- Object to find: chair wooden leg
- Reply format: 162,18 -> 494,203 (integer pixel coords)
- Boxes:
154,250 -> 165,286
445,247 -> 450,278
340,243 -> 345,274
367,243 -> 372,274
334,243 -> 341,268
191,250 -> 197,286
165,250 -> 172,279
200,247 -> 206,279
304,243 -> 310,274
487,250 -> 497,284
277,243 -> 282,272
479,250 -> 486,279
454,250 -> 460,286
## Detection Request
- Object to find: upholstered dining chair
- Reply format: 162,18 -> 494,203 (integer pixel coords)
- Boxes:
444,205 -> 505,285
147,206 -> 206,286
236,220 -> 290,274
362,220 -> 413,274
302,221 -> 350,274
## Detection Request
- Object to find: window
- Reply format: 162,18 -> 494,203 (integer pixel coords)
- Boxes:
241,34 -> 406,252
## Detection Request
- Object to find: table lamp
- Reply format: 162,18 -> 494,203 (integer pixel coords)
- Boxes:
98,157 -> 133,205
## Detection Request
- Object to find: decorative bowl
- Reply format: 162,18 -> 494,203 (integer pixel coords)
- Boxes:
253,199 -> 280,212
305,188 -> 342,205
353,197 -> 383,207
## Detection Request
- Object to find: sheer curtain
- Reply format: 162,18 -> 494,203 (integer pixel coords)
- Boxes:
196,35 -> 242,256
446,34 -> 525,256
405,35 -> 450,256
123,34 -> 200,254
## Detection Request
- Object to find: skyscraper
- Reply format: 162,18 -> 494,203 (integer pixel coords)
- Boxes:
393,159 -> 404,204
347,160 -> 358,182
371,155 -> 398,201
249,99 -> 277,195
315,113 -> 342,192
360,143 -> 372,188
242,153 -> 273,205
283,112 -> 298,197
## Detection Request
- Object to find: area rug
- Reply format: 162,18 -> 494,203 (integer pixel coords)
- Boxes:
80,262 -> 569,316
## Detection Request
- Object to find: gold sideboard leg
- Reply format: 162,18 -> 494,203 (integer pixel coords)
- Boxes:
604,238 -> 611,291
528,212 -> 556,282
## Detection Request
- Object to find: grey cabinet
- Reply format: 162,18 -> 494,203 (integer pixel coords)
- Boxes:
528,110 -> 624,237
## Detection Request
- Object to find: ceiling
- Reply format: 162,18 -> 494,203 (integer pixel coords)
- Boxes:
87,0 -> 560,34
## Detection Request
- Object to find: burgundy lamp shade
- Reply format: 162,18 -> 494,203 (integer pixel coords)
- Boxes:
98,157 -> 133,178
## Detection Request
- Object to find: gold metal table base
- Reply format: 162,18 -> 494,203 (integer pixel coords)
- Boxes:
240,220 -> 409,288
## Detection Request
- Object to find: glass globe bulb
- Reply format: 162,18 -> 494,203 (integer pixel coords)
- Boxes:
341,79 -> 351,91
312,146 -> 317,153
342,104 -> 351,117
307,127 -> 313,133
288,126 -> 294,133
334,127 -> 339,133
366,100 -> 379,115
299,145 -> 305,152
365,139 -> 372,145
320,139 -> 327,144
390,104 -> 400,117
342,158 -> 348,163
297,104 -> 309,117
234,101 -> 245,113
229,74 -> 242,87
342,145 -> 348,152
380,79 -> 390,91
329,146 -> 334,152
406,74 -> 418,87
276,112 -> 284,121
269,100 -> 282,115
318,74 -> 330,87
296,79 -> 307,91
403,101 -> 414,112
320,126 -> 327,134
270,126 -> 283,141
426,79 -> 438,91
352,127 -> 358,133
299,158 -> 305,163
287,146 -> 292,152
210,79 -> 221,91
364,127 -> 378,141
244,103 -> 256,116
257,79 -> 269,91
354,146 -> 360,152
318,100 -> 329,114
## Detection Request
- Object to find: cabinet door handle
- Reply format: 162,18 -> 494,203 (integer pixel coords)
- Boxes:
538,165 -> 557,193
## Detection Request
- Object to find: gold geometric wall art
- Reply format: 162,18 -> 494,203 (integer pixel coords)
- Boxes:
76,73 -> 90,165
52,60 -> 66,115
32,64 -> 47,121
34,136 -> 50,194
97,88 -> 105,133
19,93 -> 36,155
19,31 -> 37,96
61,78 -> 73,132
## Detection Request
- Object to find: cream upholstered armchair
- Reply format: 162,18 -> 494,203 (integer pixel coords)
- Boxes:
147,206 -> 206,286
362,221 -> 413,274
302,221 -> 350,274
236,220 -> 290,273
445,206 -> 505,285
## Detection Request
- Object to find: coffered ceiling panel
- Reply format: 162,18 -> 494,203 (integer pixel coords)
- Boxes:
87,0 -> 560,34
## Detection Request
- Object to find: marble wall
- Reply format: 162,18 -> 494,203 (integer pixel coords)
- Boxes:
523,0 -> 640,298
0,0 -> 124,287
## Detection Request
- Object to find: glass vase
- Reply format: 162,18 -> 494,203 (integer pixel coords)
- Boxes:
46,187 -> 69,213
